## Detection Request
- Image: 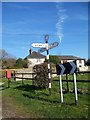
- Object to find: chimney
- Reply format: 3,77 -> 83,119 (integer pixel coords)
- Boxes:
29,48 -> 33,55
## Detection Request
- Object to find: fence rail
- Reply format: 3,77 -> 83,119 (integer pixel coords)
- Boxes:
12,76 -> 34,80
11,71 -> 90,83
52,71 -> 90,74
53,79 -> 90,82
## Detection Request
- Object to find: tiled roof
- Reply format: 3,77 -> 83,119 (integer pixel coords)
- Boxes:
59,55 -> 84,60
25,52 -> 84,60
25,51 -> 46,59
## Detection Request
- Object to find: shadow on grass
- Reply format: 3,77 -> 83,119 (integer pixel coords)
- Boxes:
0,85 -> 11,91
14,85 -> 78,105
14,84 -> 38,92
22,93 -> 76,106
22,93 -> 60,104
0,81 -> 22,91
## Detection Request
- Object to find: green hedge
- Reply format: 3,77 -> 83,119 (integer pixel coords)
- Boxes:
33,63 -> 49,89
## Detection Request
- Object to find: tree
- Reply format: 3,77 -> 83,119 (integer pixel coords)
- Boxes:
49,55 -> 60,64
85,59 -> 90,66
23,59 -> 28,68
14,58 -> 23,68
0,49 -> 8,60
0,49 -> 29,69
5,58 -> 16,69
0,49 -> 16,69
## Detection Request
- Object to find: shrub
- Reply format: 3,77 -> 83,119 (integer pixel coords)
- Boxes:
33,63 -> 49,89
0,70 -> 6,78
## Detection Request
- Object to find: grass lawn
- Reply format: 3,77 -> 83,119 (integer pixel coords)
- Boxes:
1,73 -> 90,118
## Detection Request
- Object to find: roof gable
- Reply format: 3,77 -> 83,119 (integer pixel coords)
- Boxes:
25,51 -> 46,59
59,55 -> 84,60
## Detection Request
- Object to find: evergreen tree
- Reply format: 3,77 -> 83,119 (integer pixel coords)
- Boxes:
14,58 -> 23,68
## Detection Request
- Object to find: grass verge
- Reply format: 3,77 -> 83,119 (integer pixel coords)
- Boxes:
2,74 -> 90,118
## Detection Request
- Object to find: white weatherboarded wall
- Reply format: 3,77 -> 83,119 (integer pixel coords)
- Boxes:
28,58 -> 45,67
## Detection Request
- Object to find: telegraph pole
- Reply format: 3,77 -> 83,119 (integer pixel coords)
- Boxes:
45,34 -> 52,96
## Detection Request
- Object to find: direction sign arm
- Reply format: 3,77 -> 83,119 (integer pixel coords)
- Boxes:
32,43 -> 47,48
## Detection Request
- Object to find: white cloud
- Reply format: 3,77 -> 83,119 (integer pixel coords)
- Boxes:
56,2 -> 67,43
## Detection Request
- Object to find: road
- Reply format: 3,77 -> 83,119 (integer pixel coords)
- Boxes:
2,97 -> 30,119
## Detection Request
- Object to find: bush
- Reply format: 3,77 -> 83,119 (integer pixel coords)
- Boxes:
33,63 -> 49,89
0,70 -> 6,78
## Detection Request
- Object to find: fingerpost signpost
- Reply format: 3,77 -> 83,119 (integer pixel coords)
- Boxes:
38,42 -> 59,53
32,34 -> 59,96
44,34 -> 52,96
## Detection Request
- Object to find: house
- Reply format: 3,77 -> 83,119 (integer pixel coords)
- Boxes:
25,49 -> 88,71
24,49 -> 46,67
59,55 -> 88,71
85,59 -> 90,71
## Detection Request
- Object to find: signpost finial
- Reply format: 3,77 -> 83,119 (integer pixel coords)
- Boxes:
45,34 -> 49,43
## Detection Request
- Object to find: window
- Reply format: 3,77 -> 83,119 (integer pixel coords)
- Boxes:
63,60 -> 67,63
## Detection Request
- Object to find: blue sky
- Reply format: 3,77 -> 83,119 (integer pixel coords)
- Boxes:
2,2 -> 88,59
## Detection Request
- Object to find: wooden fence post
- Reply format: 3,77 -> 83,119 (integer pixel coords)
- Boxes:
66,74 -> 69,92
14,71 -> 16,81
22,73 -> 24,85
